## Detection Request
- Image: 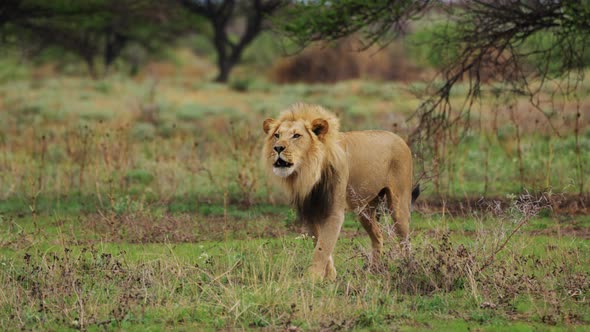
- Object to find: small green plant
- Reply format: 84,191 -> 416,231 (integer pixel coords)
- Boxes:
94,81 -> 112,94
130,122 -> 156,140
125,169 -> 154,186
229,77 -> 252,92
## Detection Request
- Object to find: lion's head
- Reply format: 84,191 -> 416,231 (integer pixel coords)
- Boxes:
262,103 -> 345,201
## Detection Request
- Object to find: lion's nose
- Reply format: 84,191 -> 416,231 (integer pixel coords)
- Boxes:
274,145 -> 285,153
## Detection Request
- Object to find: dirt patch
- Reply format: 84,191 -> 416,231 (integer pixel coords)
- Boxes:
82,212 -> 289,244
530,224 -> 590,239
414,193 -> 590,216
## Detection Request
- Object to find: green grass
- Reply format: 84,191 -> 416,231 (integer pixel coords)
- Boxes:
1,207 -> 589,331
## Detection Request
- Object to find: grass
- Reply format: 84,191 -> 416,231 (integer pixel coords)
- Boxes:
1,201 -> 589,330
1,57 -> 589,330
1,74 -> 589,207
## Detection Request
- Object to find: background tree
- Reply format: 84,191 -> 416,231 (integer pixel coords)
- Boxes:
1,0 -> 200,78
282,0 -> 590,134
179,0 -> 286,82
0,0 -> 100,28
281,0 -> 590,193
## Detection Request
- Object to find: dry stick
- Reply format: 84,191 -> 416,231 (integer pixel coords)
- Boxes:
545,139 -> 554,189
31,134 -> 47,221
509,104 -> 525,190
478,195 -> 547,273
478,216 -> 530,273
573,96 -> 584,195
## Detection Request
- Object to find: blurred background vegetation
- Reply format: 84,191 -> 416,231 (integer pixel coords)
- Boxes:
1,0 -> 589,214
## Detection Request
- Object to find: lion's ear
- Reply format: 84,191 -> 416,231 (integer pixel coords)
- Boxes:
263,118 -> 276,134
311,118 -> 329,139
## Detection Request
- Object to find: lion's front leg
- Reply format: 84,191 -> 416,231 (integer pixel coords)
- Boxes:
308,211 -> 344,281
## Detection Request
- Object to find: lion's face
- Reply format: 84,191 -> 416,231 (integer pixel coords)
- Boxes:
262,104 -> 335,199
263,119 -> 317,178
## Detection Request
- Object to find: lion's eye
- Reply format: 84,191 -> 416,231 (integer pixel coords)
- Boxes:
292,133 -> 301,139
274,133 -> 279,138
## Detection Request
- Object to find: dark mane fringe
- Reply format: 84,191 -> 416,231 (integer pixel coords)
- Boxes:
295,165 -> 338,225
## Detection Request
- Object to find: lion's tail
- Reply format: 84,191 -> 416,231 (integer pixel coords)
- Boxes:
411,184 -> 420,204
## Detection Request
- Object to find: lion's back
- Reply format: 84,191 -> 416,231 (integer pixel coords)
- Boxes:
341,130 -> 413,207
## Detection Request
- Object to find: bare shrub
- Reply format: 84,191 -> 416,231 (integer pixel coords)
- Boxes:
340,191 -> 590,325
477,191 -> 554,272
6,247 -> 157,330
270,38 -> 423,83
385,232 -> 476,295
226,121 -> 262,207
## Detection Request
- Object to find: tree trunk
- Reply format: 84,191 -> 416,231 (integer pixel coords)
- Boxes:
179,0 -> 284,83
84,56 -> 98,80
104,30 -> 128,76
214,57 -> 233,83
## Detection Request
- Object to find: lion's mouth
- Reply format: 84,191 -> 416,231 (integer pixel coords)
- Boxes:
273,158 -> 293,168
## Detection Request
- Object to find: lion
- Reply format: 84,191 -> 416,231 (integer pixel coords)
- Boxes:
262,103 -> 419,281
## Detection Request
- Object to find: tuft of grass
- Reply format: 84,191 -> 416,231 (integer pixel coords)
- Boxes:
130,122 -> 157,140
175,103 -> 238,121
125,169 -> 154,186
0,55 -> 30,82
229,77 -> 253,92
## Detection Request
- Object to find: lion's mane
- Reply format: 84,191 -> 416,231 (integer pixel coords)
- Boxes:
262,103 -> 346,223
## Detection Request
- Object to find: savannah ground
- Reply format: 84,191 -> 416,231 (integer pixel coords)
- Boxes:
1,51 -> 590,330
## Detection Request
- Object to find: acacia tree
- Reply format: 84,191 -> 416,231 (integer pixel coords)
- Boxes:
1,1 -> 196,78
282,0 -> 590,194
179,0 -> 286,82
284,0 -> 590,115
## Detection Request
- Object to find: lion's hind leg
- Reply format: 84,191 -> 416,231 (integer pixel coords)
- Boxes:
382,187 -> 411,246
358,192 -> 388,267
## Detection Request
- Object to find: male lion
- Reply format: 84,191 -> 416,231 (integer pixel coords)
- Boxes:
262,103 -> 419,281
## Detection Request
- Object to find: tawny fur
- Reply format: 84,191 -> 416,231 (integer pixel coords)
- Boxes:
262,103 -> 416,281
